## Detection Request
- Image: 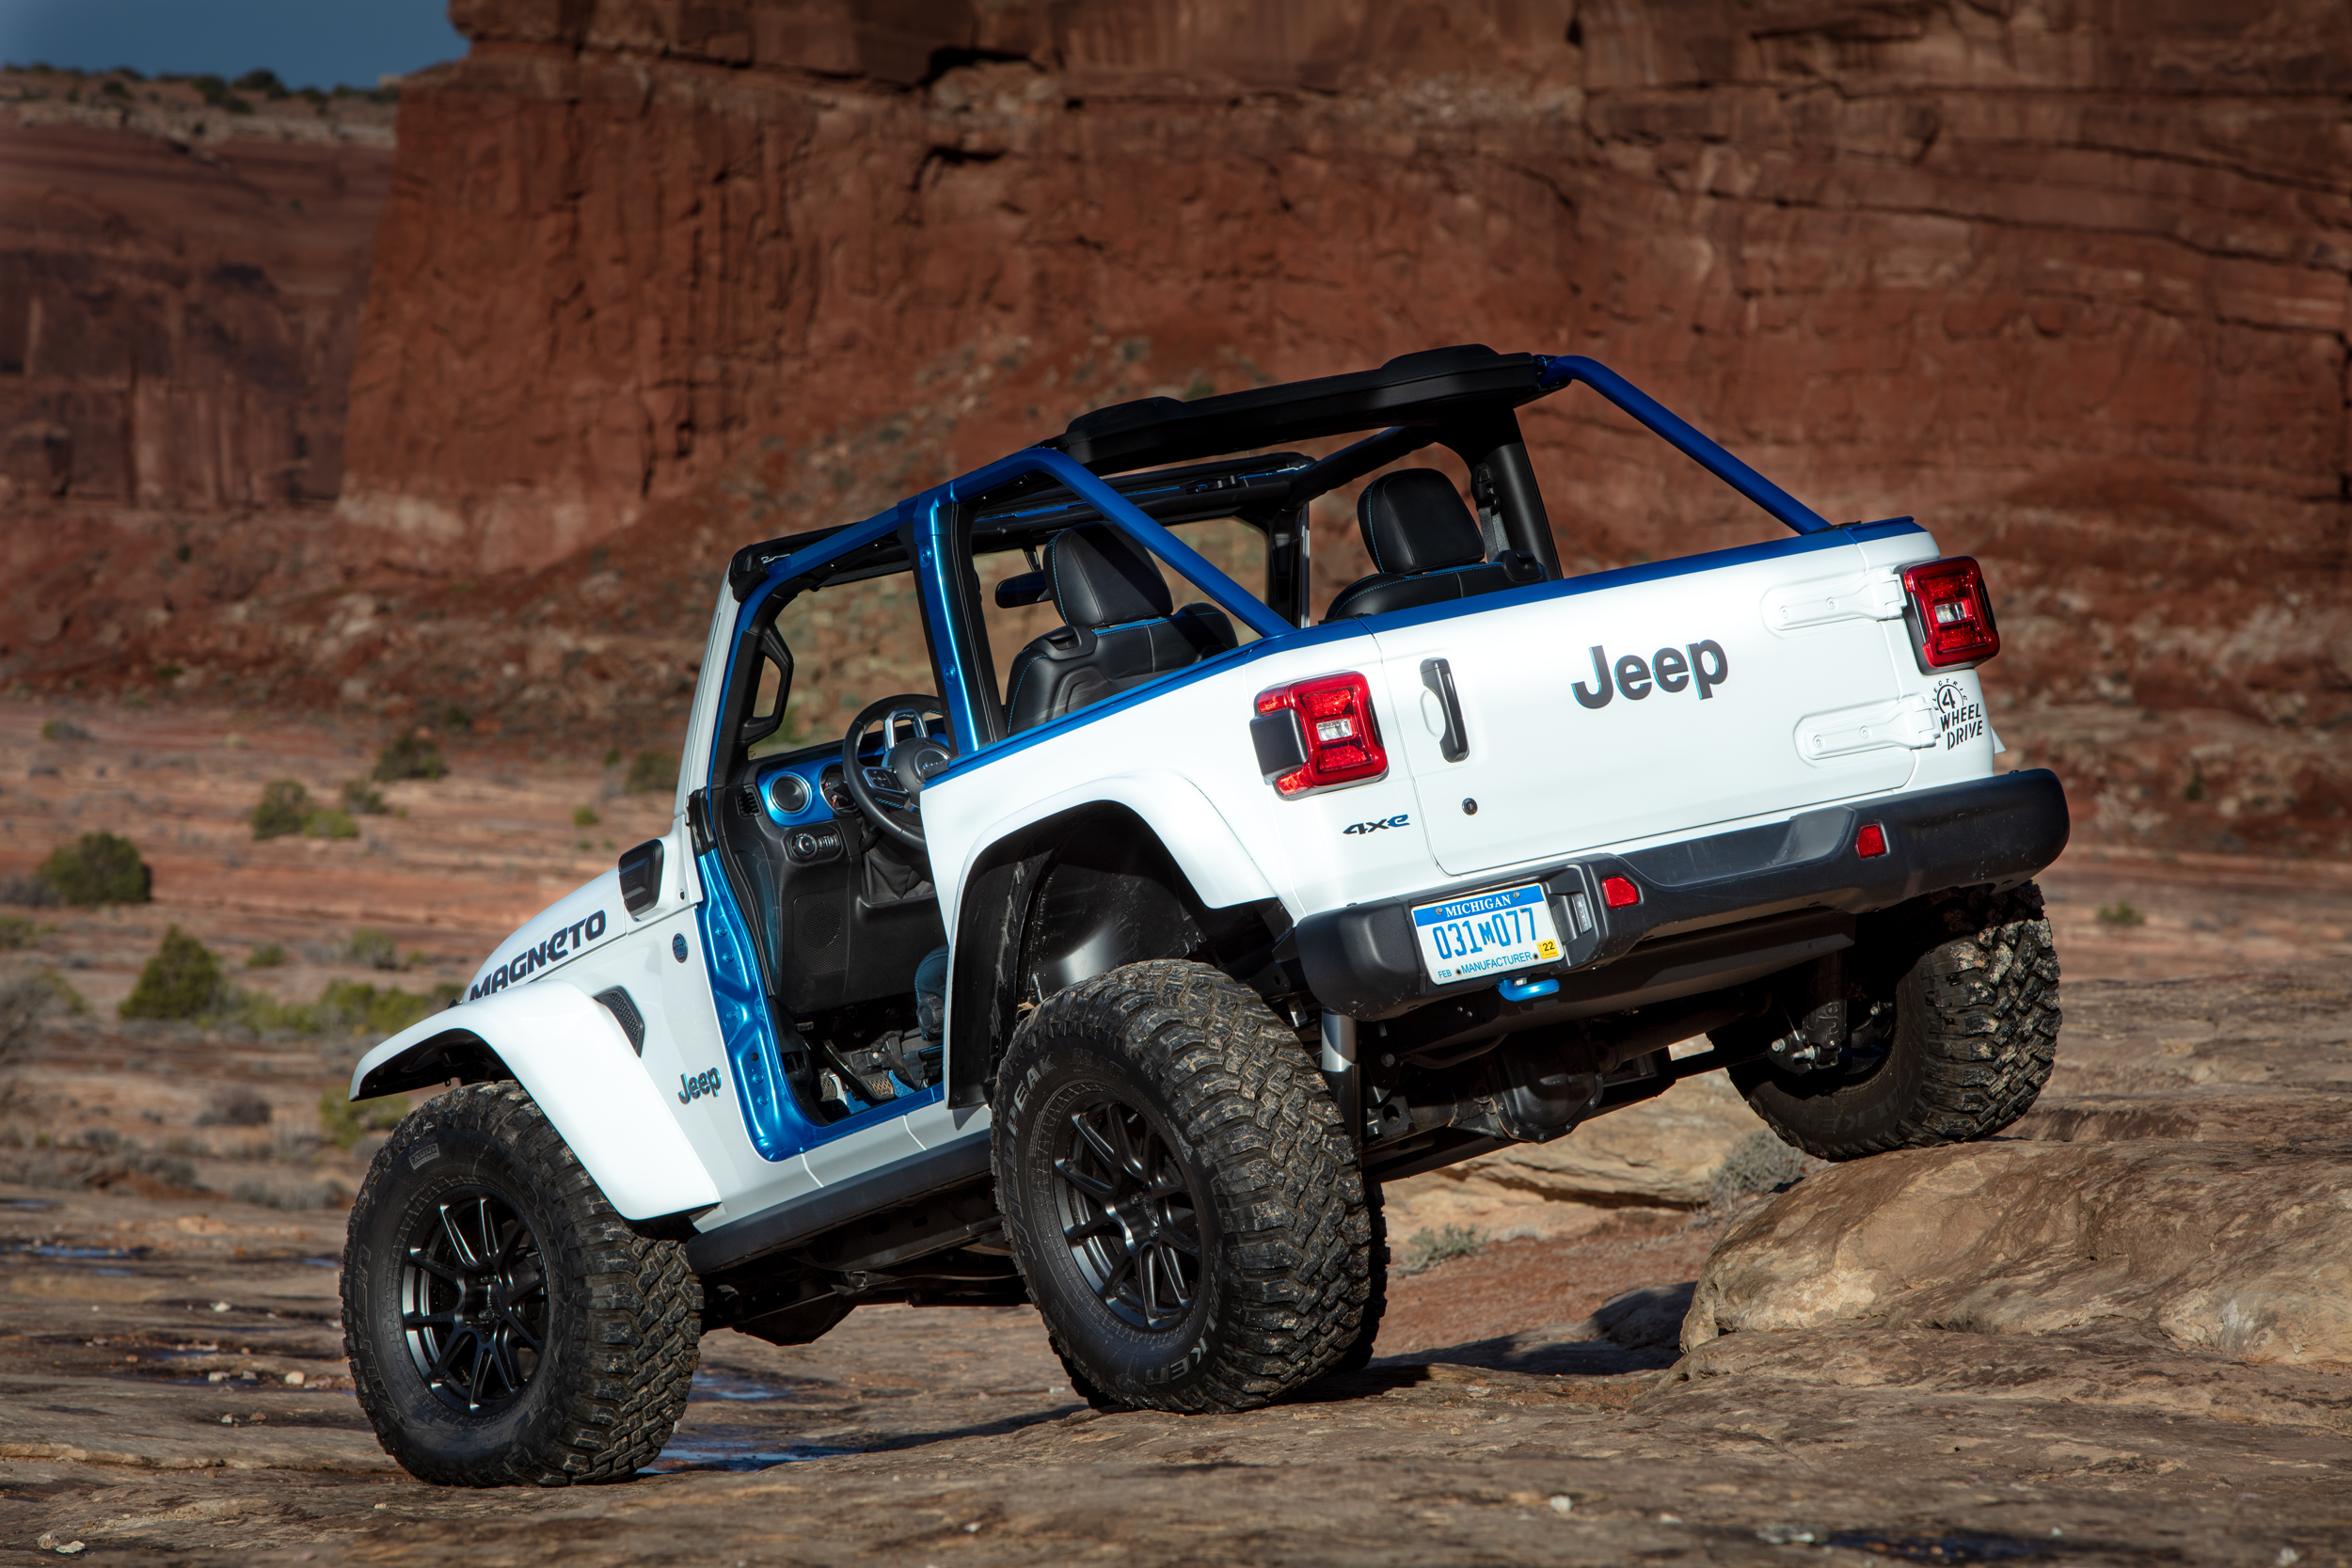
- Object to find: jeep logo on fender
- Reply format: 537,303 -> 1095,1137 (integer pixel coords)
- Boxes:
677,1067 -> 723,1105
1573,641 -> 1729,708
1344,815 -> 1409,835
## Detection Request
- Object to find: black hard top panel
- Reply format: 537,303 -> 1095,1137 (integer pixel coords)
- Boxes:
1045,344 -> 1542,472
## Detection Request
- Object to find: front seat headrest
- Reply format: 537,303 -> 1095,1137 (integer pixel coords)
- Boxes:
1047,523 -> 1175,629
1358,468 -> 1486,576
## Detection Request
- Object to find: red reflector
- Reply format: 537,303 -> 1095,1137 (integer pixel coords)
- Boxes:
1900,556 -> 2000,669
1255,672 -> 1388,797
1601,875 -> 1640,909
1855,822 -> 1887,858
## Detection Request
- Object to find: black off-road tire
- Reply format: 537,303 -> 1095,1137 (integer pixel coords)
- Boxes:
342,1083 -> 702,1485
992,960 -> 1373,1414
1327,1176 -> 1389,1375
1726,881 -> 2060,1161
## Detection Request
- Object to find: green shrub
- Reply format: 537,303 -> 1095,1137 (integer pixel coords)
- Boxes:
624,751 -> 670,795
341,779 -> 389,815
245,942 -> 287,969
572,805 -> 599,828
602,746 -> 623,768
373,732 -> 447,783
347,927 -> 400,971
1399,1224 -> 1486,1274
308,808 -> 358,841
40,718 -> 90,741
0,913 -> 33,950
320,1087 -> 408,1151
40,832 -> 151,906
119,926 -> 224,1021
249,779 -> 312,840
2097,900 -> 2146,927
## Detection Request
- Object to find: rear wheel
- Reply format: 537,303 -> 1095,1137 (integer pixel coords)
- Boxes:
993,960 -> 1372,1413
342,1083 -> 701,1485
1725,882 -> 2060,1160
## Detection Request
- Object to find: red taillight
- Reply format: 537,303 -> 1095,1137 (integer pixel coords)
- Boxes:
1600,875 -> 1640,909
1854,822 -> 1887,858
1900,556 -> 2000,670
1254,673 -> 1388,796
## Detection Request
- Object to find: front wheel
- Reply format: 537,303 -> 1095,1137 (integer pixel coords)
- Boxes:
993,960 -> 1373,1414
1725,881 -> 2061,1161
342,1083 -> 702,1485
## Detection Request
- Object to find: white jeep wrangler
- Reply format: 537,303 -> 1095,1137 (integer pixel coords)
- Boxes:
340,347 -> 2067,1484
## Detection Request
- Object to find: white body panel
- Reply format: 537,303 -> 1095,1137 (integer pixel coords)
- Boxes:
349,978 -> 721,1221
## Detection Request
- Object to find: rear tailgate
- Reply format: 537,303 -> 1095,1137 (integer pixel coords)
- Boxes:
1370,528 -> 1943,878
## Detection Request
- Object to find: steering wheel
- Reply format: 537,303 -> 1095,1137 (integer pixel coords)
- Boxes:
840,694 -> 955,850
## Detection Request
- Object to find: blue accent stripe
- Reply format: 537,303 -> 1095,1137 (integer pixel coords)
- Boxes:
1533,356 -> 1833,536
920,520 -> 1925,786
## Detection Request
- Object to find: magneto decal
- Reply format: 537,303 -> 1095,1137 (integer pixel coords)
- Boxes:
468,908 -> 612,1001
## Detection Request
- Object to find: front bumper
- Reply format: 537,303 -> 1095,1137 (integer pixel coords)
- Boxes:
1292,768 -> 2070,1021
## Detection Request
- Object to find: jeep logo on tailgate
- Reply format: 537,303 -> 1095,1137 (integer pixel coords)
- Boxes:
1573,641 -> 1728,708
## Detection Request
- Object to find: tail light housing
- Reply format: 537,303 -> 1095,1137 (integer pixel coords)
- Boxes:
1900,556 -> 2000,671
1252,673 -> 1388,797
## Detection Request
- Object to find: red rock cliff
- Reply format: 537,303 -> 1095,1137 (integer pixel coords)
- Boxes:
0,81 -> 394,509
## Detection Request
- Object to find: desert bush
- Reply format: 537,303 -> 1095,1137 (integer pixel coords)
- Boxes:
2097,901 -> 2146,927
572,805 -> 599,828
346,927 -> 400,971
197,1085 -> 271,1128
234,977 -> 458,1037
1399,1224 -> 1486,1274
373,732 -> 447,783
0,913 -> 34,950
309,808 -> 358,840
602,746 -> 623,768
1708,1130 -> 1815,1208
341,779 -> 388,815
0,972 -> 82,1068
249,779 -> 313,840
231,68 -> 287,98
625,750 -> 671,795
40,832 -> 151,906
320,1087 -> 408,1151
39,718 -> 90,741
246,942 -> 287,969
119,926 -> 225,1021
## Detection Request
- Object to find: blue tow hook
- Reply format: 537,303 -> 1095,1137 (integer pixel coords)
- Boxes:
1497,974 -> 1560,1003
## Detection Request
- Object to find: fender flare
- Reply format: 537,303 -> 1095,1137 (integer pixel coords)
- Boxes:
939,770 -> 1276,926
348,983 -> 721,1223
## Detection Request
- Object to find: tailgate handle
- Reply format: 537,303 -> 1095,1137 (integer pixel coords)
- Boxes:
1421,657 -> 1469,763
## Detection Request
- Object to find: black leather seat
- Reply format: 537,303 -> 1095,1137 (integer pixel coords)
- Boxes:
1325,467 -> 1534,621
1004,524 -> 1238,733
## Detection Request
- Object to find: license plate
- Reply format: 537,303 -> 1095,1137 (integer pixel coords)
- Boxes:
1411,883 -> 1563,985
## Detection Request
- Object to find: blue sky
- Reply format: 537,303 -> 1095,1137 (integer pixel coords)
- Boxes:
0,0 -> 468,90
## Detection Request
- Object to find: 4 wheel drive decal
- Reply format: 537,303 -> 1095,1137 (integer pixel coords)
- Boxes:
1573,640 -> 1729,708
467,909 -> 611,1000
1931,677 -> 1986,750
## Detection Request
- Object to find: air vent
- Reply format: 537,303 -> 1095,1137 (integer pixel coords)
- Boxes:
593,987 -> 647,1054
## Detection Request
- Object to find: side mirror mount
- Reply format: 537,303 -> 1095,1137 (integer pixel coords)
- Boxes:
617,838 -> 665,918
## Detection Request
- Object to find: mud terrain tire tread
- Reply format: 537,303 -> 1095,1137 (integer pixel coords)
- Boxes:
1731,881 -> 2061,1162
993,960 -> 1372,1414
342,1083 -> 701,1486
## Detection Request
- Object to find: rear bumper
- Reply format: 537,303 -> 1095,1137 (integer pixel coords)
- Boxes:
1292,768 -> 2069,1021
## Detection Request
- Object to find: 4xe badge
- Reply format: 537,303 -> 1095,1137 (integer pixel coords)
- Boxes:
1931,678 -> 1985,750
1344,815 -> 1409,835
677,1067 -> 723,1105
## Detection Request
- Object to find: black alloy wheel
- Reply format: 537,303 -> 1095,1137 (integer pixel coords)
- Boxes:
1050,1091 -> 1203,1333
399,1190 -> 548,1415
